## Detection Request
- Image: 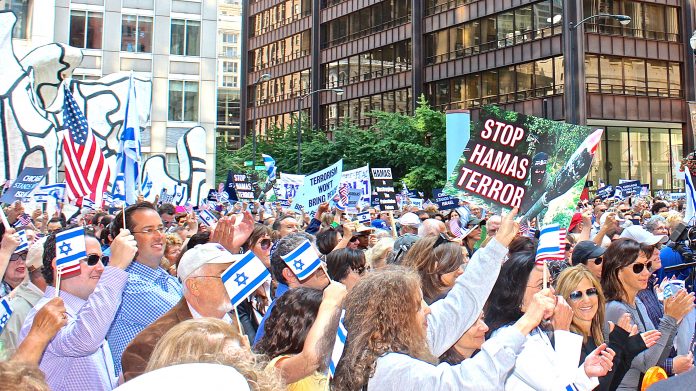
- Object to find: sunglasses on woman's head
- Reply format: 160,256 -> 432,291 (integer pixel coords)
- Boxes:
569,287 -> 599,301
631,261 -> 652,274
85,254 -> 109,266
432,233 -> 452,249
259,239 -> 272,250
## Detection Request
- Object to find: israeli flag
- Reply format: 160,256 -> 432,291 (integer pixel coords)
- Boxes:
198,209 -> 218,227
173,183 -> 188,206
262,154 -> 277,182
329,310 -> 347,378
82,197 -> 96,210
221,250 -> 271,308
281,239 -> 322,280
55,227 -> 87,275
141,172 -> 153,199
685,169 -> 696,224
536,224 -> 562,263
356,211 -> 370,224
33,192 -> 50,203
112,74 -> 141,206
103,192 -> 115,207
0,298 -> 13,335
111,173 -> 126,207
36,183 -> 66,203
14,229 -> 28,254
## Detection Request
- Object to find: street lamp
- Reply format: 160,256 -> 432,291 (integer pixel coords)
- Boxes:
690,30 -> 696,55
565,13 -> 631,125
251,73 -> 271,166
296,88 -> 344,174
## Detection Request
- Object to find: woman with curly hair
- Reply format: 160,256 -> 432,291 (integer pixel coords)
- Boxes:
402,233 -> 464,303
485,250 -> 616,390
556,265 -> 659,390
144,318 -> 283,391
255,284 -> 345,390
601,238 -> 694,390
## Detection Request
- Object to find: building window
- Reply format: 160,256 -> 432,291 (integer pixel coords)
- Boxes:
223,32 -> 238,43
168,80 -> 199,122
69,10 -> 103,49
166,153 -> 180,178
4,0 -> 31,39
223,76 -> 238,87
223,46 -> 238,58
121,15 -> 153,53
586,54 -> 682,98
223,61 -> 238,73
170,19 -> 200,56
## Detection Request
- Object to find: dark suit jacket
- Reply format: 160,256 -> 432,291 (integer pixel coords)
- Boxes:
120,297 -> 192,382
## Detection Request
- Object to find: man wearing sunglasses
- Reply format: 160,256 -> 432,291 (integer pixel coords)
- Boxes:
571,241 -> 605,280
121,243 -> 240,382
18,227 -> 137,391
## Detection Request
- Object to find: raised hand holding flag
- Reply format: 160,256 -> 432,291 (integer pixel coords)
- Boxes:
55,227 -> 87,279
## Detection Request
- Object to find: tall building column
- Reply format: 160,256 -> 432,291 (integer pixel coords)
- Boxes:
411,0 -> 423,111
311,0 -> 322,129
240,0 -> 250,144
563,0 -> 587,125
683,0 -> 696,154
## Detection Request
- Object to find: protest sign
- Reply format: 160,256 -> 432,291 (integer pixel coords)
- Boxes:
446,111 -> 471,182
371,168 -> 397,211
0,167 -> 50,204
224,171 -> 238,202
615,180 -> 641,198
432,188 -> 459,210
291,160 -> 343,212
275,173 -> 305,201
340,166 -> 371,206
444,106 -> 602,228
596,185 -> 614,200
410,198 -> 424,209
347,189 -> 362,210
233,173 -> 255,201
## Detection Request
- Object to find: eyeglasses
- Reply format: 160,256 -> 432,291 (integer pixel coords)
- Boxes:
258,239 -> 272,250
349,236 -> 360,242
591,256 -> 603,265
84,254 -> 108,266
9,253 -> 27,262
630,261 -> 653,274
569,287 -> 599,301
131,226 -> 166,235
433,233 -> 451,249
420,217 -> 429,222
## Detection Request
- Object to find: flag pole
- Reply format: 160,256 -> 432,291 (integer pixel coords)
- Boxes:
55,271 -> 62,298
543,260 -> 549,290
122,204 -> 126,229
233,306 -> 244,336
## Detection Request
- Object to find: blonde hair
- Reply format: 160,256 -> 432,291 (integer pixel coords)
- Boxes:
556,265 -> 606,345
165,233 -> 183,246
0,361 -> 49,391
364,237 -> 394,269
146,318 -> 283,391
663,211 -> 683,233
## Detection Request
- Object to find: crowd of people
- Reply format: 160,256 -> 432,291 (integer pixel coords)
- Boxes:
0,193 -> 695,390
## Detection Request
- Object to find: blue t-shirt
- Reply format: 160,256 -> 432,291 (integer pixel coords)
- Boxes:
657,246 -> 692,282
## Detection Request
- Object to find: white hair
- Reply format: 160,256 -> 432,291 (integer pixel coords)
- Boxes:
418,219 -> 446,237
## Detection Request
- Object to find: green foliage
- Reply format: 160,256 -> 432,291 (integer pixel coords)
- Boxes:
215,95 -> 448,196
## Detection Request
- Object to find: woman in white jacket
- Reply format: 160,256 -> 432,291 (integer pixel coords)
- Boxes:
485,244 -> 615,391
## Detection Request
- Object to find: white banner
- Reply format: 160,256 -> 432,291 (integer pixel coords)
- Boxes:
291,160 -> 343,213
275,173 -> 305,201
340,165 -> 371,207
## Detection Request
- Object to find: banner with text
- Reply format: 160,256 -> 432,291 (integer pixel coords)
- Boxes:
444,106 -> 602,228
233,173 -> 255,201
0,167 -> 50,204
432,188 -> 459,210
371,168 -> 397,211
340,166 -> 371,207
275,173 -> 305,201
292,160 -> 343,212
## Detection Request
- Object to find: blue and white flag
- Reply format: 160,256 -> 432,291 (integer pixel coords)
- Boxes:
111,173 -> 126,207
221,250 -> 271,308
262,154 -> 277,183
55,227 -> 87,275
14,229 -> 28,253
356,211 -> 370,224
141,172 -> 153,199
35,183 -> 66,203
0,297 -> 13,335
329,309 -> 347,378
111,74 -> 141,206
173,183 -> 188,206
281,239 -> 322,280
198,209 -> 218,227
536,224 -> 562,263
82,197 -> 96,210
103,192 -> 115,207
685,169 -> 696,224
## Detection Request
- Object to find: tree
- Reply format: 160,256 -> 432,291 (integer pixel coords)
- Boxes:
216,95 -> 448,197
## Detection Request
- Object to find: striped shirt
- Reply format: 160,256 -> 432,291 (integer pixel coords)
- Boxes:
18,267 -> 129,391
106,261 -> 182,374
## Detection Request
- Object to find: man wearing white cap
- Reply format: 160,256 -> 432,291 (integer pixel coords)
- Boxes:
120,243 -> 238,382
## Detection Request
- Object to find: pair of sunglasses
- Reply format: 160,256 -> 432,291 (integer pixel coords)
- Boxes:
630,261 -> 652,274
591,256 -> 603,265
85,254 -> 109,266
569,287 -> 599,301
432,233 -> 452,249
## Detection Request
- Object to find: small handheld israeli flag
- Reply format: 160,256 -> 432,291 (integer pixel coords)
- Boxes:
536,224 -> 563,264
281,239 -> 322,280
55,227 -> 87,275
14,229 -> 28,254
82,197 -> 96,210
329,309 -> 347,378
356,211 -> 370,224
221,250 -> 271,308
0,297 -> 13,335
198,209 -> 218,227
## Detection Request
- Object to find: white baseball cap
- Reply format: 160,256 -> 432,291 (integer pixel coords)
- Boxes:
399,212 -> 421,227
177,243 -> 241,282
620,225 -> 668,246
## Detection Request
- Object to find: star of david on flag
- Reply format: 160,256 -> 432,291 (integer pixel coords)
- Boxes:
13,229 -> 28,254
55,226 -> 87,276
198,209 -> 218,227
329,309 -> 348,378
221,250 -> 271,308
0,297 -> 13,335
281,239 -> 322,281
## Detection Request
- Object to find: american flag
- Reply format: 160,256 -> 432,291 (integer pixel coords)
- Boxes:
520,222 -> 537,238
535,224 -> 565,264
61,86 -> 111,207
449,219 -> 464,238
